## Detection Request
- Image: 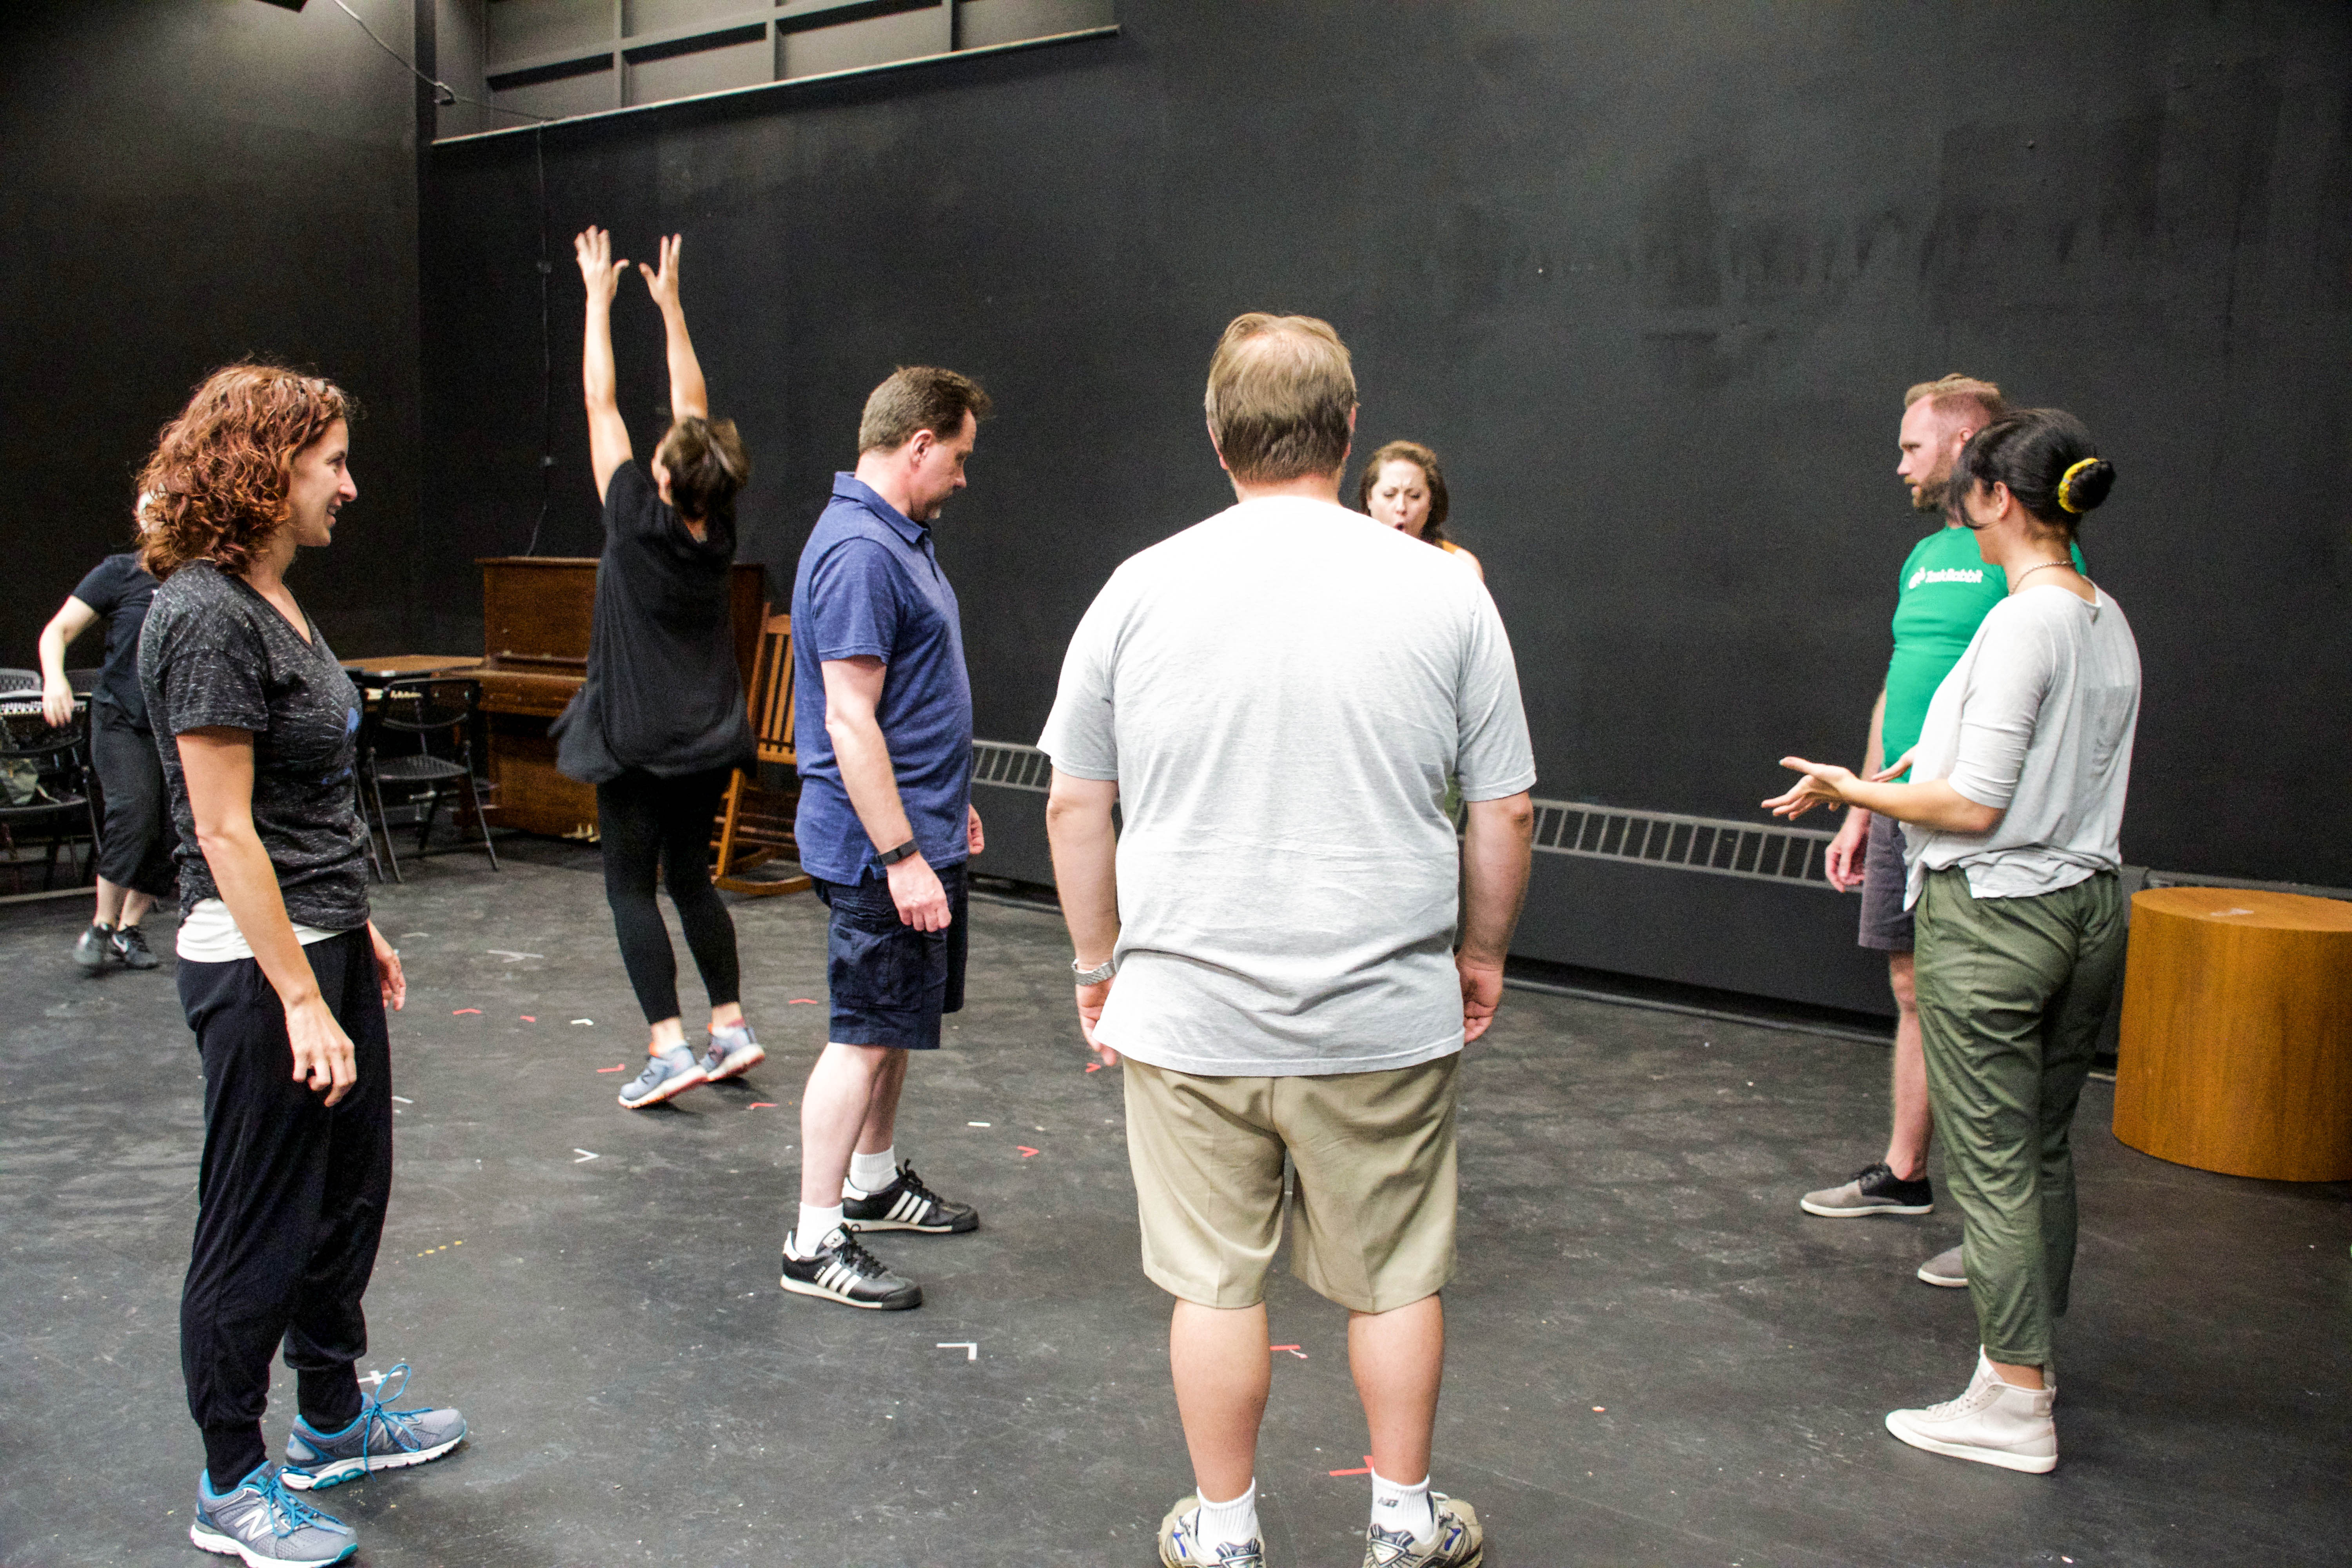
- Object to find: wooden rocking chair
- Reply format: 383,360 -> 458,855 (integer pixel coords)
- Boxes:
711,609 -> 813,896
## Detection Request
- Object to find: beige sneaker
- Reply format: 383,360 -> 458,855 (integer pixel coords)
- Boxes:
1362,1492 -> 1483,1567
1916,1243 -> 1967,1287
1885,1350 -> 2057,1473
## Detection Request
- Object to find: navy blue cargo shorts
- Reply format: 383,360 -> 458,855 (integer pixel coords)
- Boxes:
813,862 -> 968,1050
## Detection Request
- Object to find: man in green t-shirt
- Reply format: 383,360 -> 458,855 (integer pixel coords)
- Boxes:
1798,374 -> 2014,1284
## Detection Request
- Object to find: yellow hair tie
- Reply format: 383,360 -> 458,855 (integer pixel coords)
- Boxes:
2056,457 -> 2100,514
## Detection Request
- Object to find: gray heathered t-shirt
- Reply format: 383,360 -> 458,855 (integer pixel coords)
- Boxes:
1903,584 -> 2141,908
1038,497 -> 1537,1077
138,561 -> 371,931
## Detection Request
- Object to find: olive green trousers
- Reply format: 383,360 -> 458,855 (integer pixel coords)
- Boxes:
1913,866 -> 2126,1367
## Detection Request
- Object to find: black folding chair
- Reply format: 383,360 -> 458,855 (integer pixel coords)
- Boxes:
0,704 -> 100,893
358,677 -> 499,882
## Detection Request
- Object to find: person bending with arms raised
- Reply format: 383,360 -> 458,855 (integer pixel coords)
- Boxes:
1044,314 -> 1536,1568
1768,408 -> 2135,1474
140,365 -> 464,1568
779,365 -> 994,1310
556,227 -> 764,1110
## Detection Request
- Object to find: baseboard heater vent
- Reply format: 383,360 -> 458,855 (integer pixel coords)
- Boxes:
972,740 -> 1836,891
972,739 -> 1055,792
1528,801 -> 1836,889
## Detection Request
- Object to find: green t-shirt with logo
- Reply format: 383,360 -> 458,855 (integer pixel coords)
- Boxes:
1882,526 -> 2086,774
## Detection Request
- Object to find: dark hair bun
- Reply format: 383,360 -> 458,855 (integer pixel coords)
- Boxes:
2060,457 -> 2116,514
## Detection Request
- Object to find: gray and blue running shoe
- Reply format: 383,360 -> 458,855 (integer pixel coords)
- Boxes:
617,1044 -> 707,1109
701,1021 -> 765,1082
1157,1494 -> 1265,1567
281,1363 -> 466,1491
190,1463 -> 356,1567
1362,1493 -> 1483,1568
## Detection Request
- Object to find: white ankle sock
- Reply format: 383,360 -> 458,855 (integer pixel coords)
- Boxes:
846,1146 -> 898,1196
1369,1468 -> 1434,1542
790,1203 -> 844,1257
1194,1479 -> 1259,1550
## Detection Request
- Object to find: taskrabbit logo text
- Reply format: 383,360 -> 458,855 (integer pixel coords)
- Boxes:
1908,566 -> 1986,590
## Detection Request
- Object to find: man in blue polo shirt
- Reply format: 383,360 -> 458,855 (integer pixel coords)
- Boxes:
780,365 -> 994,1311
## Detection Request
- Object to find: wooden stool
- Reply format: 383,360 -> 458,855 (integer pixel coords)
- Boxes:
2112,887 -> 2352,1182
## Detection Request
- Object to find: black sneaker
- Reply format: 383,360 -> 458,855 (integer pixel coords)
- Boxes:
73,922 -> 113,970
842,1162 -> 979,1235
1800,1160 -> 1933,1218
108,925 -> 160,970
779,1226 -> 922,1310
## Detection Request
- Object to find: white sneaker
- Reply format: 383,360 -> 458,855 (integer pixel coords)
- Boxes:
1885,1349 -> 2057,1473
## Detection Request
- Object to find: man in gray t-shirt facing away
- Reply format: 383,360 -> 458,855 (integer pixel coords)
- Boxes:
1040,312 -> 1536,1568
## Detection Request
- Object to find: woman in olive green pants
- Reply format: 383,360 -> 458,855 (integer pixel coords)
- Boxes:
1767,407 -> 2140,1473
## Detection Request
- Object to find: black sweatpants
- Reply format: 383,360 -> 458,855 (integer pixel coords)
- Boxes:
179,928 -> 392,1490
595,766 -> 740,1025
89,703 -> 177,897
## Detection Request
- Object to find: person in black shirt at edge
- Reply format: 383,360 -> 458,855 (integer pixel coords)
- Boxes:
36,518 -> 176,970
554,227 -> 764,1111
138,363 -> 465,1568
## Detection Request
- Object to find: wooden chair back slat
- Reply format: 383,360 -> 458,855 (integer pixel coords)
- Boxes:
712,606 -> 811,898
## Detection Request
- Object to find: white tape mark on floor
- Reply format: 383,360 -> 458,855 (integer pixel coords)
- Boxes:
573,1149 -> 599,1163
936,1342 -> 977,1361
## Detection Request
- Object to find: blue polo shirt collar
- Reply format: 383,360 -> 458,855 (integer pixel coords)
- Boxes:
831,473 -> 929,547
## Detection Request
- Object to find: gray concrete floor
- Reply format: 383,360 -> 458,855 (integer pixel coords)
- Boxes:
2,840 -> 2346,1567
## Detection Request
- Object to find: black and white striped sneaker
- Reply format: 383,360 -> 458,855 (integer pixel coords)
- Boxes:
842,1162 -> 979,1234
779,1226 -> 922,1310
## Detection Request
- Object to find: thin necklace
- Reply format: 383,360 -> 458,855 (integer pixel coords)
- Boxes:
2013,560 -> 2073,588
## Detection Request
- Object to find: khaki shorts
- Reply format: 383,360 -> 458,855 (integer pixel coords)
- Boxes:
1122,1054 -> 1460,1314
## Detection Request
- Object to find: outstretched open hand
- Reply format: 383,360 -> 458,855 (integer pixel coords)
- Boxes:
637,232 -> 683,313
574,225 -> 627,306
1763,757 -> 1855,821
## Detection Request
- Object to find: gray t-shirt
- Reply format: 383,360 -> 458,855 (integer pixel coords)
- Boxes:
1903,584 -> 2141,907
1038,497 -> 1537,1076
138,561 -> 371,931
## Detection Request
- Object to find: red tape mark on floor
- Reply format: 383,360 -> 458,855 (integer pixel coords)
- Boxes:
520,1015 -> 536,1022
1270,1345 -> 1307,1359
1328,1455 -> 1373,1477
595,1063 -> 627,1073
1084,1062 -> 1103,1073
451,1009 -> 482,1016
1016,1145 -> 1039,1158
747,1102 -> 778,1109
788,998 -> 819,1005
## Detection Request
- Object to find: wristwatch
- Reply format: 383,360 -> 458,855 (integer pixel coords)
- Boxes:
876,838 -> 919,866
1071,955 -> 1118,986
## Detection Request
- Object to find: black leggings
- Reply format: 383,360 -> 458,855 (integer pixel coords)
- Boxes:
596,767 -> 739,1025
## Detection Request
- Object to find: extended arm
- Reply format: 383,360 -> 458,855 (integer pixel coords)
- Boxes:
37,596 -> 98,727
1765,758 -> 2001,835
575,225 -> 634,503
637,234 -> 707,421
1458,791 -> 1535,1043
820,655 -> 952,931
1045,770 -> 1121,1061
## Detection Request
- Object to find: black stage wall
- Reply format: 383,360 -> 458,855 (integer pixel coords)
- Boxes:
422,1 -> 2352,912
0,0 -> 428,664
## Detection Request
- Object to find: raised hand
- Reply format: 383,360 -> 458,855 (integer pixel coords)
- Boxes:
574,225 -> 627,307
637,232 -> 683,314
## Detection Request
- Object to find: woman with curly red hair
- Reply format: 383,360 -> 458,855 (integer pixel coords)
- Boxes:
137,363 -> 464,1566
